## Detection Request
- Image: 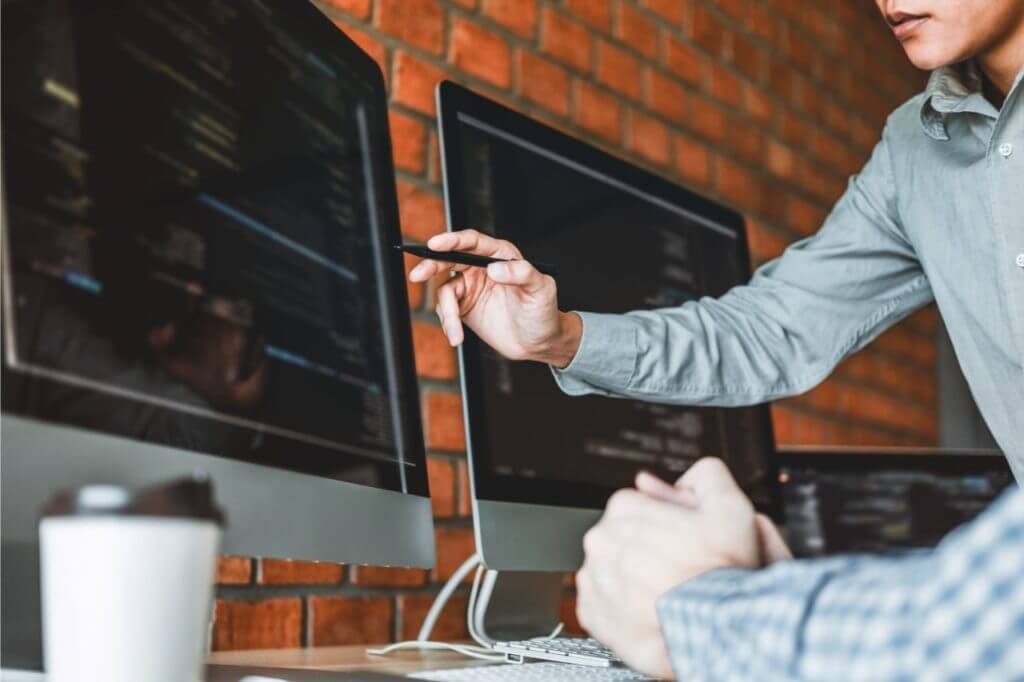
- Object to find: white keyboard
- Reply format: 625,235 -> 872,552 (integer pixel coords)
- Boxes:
494,638 -> 621,667
408,662 -> 652,681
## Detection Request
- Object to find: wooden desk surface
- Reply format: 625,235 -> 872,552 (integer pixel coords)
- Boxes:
208,644 -> 496,675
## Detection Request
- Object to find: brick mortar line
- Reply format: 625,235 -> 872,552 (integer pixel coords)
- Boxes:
216,583 -> 475,601
427,450 -> 467,461
776,402 -> 938,443
455,2 -> 542,50
802,393 -> 940,422
418,376 -> 461,392
300,591 -> 311,647
793,377 -> 940,418
813,341 -> 939,376
425,448 -> 466,464
863,333 -> 942,364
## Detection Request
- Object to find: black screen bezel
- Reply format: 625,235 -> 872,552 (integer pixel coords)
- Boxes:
0,0 -> 429,498
777,448 -> 1013,479
437,81 -> 780,518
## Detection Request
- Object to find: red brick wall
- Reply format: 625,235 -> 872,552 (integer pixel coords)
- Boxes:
212,0 -> 936,650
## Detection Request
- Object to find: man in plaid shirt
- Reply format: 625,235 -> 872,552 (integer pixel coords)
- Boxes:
575,458 -> 1023,680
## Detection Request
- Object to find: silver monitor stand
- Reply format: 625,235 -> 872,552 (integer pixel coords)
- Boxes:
475,570 -> 564,642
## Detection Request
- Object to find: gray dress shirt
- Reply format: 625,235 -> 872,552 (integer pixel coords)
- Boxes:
554,63 -> 1024,480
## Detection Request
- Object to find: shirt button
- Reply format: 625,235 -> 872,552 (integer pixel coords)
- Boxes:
1017,253 -> 1024,268
998,142 -> 1013,158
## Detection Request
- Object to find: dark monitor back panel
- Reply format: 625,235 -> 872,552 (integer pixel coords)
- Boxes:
438,82 -> 778,516
1,0 -> 427,495
779,449 -> 1015,557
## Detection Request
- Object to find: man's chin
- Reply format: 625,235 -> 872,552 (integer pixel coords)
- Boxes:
901,43 -> 964,72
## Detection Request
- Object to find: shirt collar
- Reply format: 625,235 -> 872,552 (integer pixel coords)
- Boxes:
919,61 -> 998,140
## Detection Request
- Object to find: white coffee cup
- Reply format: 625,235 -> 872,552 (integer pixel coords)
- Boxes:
40,476 -> 225,682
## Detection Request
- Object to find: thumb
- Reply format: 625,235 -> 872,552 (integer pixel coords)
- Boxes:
755,513 -> 792,564
486,260 -> 548,295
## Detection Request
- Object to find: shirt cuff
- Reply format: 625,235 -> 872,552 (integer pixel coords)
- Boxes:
549,311 -> 639,396
656,568 -> 752,680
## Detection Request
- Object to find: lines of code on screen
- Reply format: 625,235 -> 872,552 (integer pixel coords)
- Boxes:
455,114 -> 774,507
1,0 -> 409,485
784,465 -> 1014,556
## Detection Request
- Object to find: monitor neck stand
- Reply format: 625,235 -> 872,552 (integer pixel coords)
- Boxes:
473,569 -> 564,643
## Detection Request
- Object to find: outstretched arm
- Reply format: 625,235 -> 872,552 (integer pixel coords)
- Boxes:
554,123 -> 932,406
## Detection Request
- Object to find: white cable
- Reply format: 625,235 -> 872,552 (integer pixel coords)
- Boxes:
417,552 -> 482,641
466,564 -> 493,648
544,622 -> 565,639
366,640 -> 504,662
470,568 -> 499,646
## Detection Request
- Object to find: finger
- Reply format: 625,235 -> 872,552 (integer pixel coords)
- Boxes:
677,457 -> 743,502
635,471 -> 699,508
755,514 -> 793,563
427,229 -> 518,258
435,282 -> 464,347
408,258 -> 472,282
635,471 -> 673,496
485,260 -> 550,295
451,272 -> 468,307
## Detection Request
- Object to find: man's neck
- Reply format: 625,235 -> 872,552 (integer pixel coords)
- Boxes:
981,73 -> 1007,109
976,12 -> 1024,103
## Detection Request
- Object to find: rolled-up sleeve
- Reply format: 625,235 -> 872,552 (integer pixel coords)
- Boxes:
656,487 -> 1024,681
553,121 -> 933,406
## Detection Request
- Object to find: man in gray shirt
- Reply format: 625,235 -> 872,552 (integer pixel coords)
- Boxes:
410,0 -> 1023,678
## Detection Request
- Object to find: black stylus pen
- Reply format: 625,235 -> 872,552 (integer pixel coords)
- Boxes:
396,244 -> 560,278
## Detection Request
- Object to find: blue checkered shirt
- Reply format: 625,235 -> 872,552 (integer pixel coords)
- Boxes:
657,486 -> 1024,681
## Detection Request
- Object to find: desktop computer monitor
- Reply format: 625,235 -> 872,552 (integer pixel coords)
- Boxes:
778,447 -> 1015,557
1,0 -> 433,669
436,82 -> 780,573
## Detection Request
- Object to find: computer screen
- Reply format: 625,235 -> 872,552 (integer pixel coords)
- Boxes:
780,449 -> 1015,556
1,0 -> 427,495
439,84 -> 777,513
